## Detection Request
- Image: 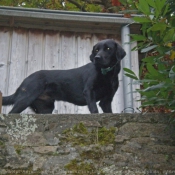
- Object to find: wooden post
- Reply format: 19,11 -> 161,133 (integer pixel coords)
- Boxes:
0,91 -> 2,113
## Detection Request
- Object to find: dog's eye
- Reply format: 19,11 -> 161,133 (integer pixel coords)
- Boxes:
107,47 -> 111,50
95,49 -> 99,52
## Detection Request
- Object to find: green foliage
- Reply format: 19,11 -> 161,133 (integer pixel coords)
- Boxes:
63,123 -> 115,174
122,0 -> 175,112
65,159 -> 98,175
0,0 -> 104,12
0,141 -> 5,148
14,145 -> 24,155
123,68 -> 139,80
62,123 -> 116,146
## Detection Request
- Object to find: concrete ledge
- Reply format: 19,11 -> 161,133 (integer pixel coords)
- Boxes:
0,113 -> 175,175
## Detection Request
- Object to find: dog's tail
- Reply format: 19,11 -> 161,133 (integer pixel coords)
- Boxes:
2,94 -> 15,106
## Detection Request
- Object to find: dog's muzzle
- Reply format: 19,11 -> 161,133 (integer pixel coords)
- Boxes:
94,55 -> 102,64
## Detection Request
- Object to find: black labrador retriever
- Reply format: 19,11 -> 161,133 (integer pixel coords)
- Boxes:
2,39 -> 126,114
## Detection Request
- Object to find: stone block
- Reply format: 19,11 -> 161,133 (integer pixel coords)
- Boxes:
33,146 -> 58,154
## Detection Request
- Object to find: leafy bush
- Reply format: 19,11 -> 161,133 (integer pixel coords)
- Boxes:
122,0 -> 175,112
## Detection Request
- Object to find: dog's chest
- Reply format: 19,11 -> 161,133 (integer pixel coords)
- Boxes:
93,75 -> 114,97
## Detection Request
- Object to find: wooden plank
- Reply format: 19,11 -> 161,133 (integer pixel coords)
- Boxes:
5,28 -> 28,113
44,31 -> 60,70
23,29 -> 44,114
43,31 -> 60,114
113,62 -> 124,113
74,34 -> 94,114
0,27 -> 12,113
26,30 -> 44,75
56,34 -> 77,114
0,91 -> 2,113
76,34 -> 93,67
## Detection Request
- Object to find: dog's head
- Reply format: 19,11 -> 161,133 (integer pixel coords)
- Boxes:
90,39 -> 126,68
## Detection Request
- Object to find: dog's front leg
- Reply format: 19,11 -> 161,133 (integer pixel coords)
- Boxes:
83,88 -> 98,113
99,97 -> 112,113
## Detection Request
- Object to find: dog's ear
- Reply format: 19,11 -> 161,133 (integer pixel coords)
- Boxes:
90,46 -> 95,62
115,43 -> 126,60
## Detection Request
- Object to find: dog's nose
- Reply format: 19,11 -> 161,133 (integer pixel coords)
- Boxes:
94,55 -> 101,60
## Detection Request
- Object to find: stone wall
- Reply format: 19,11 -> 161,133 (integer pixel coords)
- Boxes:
0,113 -> 175,175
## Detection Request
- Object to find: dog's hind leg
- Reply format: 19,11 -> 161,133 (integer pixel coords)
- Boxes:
6,77 -> 47,113
30,98 -> 55,114
8,89 -> 44,114
9,97 -> 36,113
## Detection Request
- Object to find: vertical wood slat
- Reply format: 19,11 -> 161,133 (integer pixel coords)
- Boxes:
7,29 -> 28,93
75,35 -> 92,114
27,30 -> 44,76
113,70 -> 124,113
0,91 -> 2,113
5,29 -> 28,113
57,34 -> 77,114
44,32 -> 60,114
44,32 -> 60,70
24,30 -> 44,114
0,27 -> 12,113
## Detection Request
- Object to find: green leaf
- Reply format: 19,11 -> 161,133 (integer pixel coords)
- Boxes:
133,16 -> 151,23
119,0 -> 127,6
141,45 -> 157,53
158,63 -> 166,72
146,63 -> 159,76
124,73 -> 138,80
155,0 -> 167,15
139,90 -> 157,98
171,18 -> 175,27
169,66 -> 175,80
123,68 -> 139,80
173,33 -> 175,42
143,82 -> 165,92
169,100 -> 175,106
163,4 -> 169,16
156,46 -> 171,55
133,79 -> 158,85
150,22 -> 167,32
163,29 -> 175,42
123,68 -> 135,75
147,0 -> 156,8
130,34 -> 147,41
137,0 -> 150,15
142,56 -> 155,64
141,23 -> 152,36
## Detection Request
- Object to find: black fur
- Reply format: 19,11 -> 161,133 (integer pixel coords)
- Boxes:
2,39 -> 126,114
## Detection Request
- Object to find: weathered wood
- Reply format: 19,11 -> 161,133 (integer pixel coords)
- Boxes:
75,35 -> 93,114
27,30 -> 44,75
0,91 -> 2,113
6,29 -> 28,113
0,28 -> 12,113
58,35 -> 77,114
